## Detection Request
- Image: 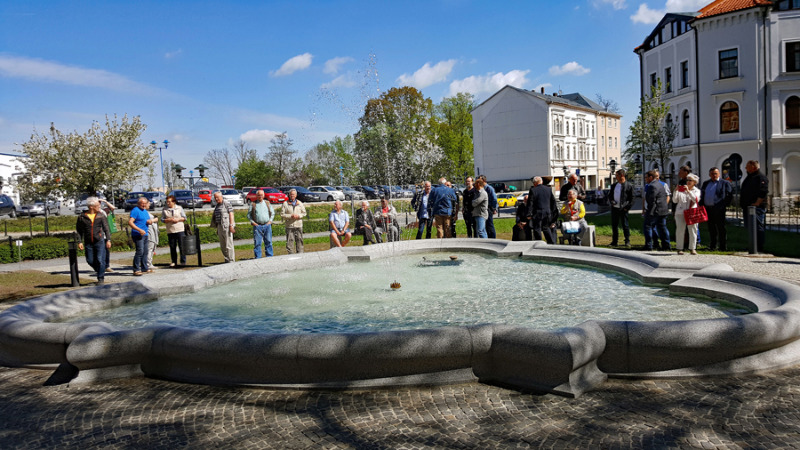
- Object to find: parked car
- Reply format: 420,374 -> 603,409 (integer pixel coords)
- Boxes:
278,186 -> 322,203
74,192 -> 107,214
497,193 -> 518,208
335,186 -> 366,201
169,189 -> 205,209
212,188 -> 245,207
351,185 -> 380,199
308,186 -> 345,202
18,201 -> 60,216
245,187 -> 287,204
124,192 -> 167,211
0,194 -> 17,218
196,189 -> 215,206
490,182 -> 516,193
372,185 -> 396,199
394,185 -> 414,198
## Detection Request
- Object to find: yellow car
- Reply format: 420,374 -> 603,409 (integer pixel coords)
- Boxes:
497,193 -> 518,208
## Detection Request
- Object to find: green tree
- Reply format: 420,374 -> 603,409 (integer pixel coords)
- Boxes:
355,86 -> 437,185
624,80 -> 677,175
435,92 -> 475,181
16,114 -> 151,201
234,157 -> 276,187
305,135 -> 358,185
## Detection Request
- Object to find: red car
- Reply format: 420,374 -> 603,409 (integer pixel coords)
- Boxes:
197,189 -> 215,206
246,187 -> 288,204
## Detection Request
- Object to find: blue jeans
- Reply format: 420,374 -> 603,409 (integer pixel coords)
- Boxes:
253,223 -> 273,258
474,216 -> 488,238
416,217 -> 432,239
486,213 -> 496,238
85,239 -> 106,281
643,214 -> 670,250
132,233 -> 149,272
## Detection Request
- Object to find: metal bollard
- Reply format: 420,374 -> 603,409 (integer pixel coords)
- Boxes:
747,205 -> 758,255
67,237 -> 80,287
195,225 -> 203,267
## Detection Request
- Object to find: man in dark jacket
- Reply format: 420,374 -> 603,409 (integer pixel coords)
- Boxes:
412,181 -> 432,239
609,169 -> 635,248
559,173 -> 586,202
643,170 -> 670,251
739,160 -> 769,253
526,177 -> 558,243
700,167 -> 733,251
513,194 -> 532,241
355,200 -> 381,245
75,196 -> 112,284
462,177 -> 476,238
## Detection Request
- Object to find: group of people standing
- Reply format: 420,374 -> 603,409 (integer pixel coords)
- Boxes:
609,159 -> 768,254
413,175 -> 499,240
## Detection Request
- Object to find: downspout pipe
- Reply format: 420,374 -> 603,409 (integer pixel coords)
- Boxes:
762,8 -> 770,196
694,22 -> 702,175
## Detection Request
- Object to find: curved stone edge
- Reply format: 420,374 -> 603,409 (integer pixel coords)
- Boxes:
597,270 -> 800,376
1,239 -> 799,398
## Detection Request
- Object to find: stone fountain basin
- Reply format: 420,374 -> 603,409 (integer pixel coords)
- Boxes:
1,239 -> 800,398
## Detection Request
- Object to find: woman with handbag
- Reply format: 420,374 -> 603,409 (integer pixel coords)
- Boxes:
673,173 -> 703,255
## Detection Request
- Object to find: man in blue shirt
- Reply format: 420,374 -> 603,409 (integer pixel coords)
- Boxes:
329,200 -> 351,247
430,177 -> 457,238
247,189 -> 275,258
412,181 -> 432,239
128,196 -> 152,275
700,167 -> 733,251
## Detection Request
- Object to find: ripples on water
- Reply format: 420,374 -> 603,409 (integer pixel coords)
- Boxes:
64,253 -> 742,333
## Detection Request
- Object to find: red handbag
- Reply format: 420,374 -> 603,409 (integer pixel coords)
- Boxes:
684,206 -> 708,225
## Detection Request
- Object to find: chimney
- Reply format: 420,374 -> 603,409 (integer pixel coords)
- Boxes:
540,87 -> 544,94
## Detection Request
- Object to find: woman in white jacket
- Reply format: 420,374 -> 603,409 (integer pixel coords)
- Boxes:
673,173 -> 702,255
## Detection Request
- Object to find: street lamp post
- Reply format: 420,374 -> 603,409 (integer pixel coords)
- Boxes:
150,140 -> 169,192
174,163 -> 203,267
608,158 -> 617,189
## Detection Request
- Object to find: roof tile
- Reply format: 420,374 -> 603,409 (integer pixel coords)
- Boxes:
696,0 -> 772,19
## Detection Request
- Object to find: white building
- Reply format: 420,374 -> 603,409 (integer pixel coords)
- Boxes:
0,152 -> 27,205
635,0 -> 800,205
472,86 -> 622,191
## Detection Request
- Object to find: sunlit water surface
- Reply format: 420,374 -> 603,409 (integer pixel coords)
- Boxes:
64,253 -> 742,333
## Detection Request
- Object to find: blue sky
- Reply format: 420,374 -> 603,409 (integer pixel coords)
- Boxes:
0,0 -> 710,173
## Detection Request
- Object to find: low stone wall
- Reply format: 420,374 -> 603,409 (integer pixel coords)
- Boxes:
2,238 -> 800,398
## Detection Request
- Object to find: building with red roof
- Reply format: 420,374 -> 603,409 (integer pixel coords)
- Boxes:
634,0 -> 800,206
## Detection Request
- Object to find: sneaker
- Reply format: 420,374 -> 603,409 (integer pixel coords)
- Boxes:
690,250 -> 698,255
147,269 -> 155,273
105,267 -> 115,273
133,271 -> 143,276
610,242 -> 618,247
625,243 -> 631,249
169,263 -> 176,268
677,251 -> 684,255
96,280 -> 105,285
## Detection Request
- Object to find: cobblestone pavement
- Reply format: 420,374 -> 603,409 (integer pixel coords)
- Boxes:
2,364 -> 800,448
2,252 -> 800,448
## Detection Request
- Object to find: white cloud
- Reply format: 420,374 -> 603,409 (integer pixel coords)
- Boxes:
631,0 -> 709,24
448,70 -> 530,97
396,59 -> 457,89
323,56 -> 353,75
0,54 -> 154,93
271,53 -> 313,77
321,75 -> 356,89
548,62 -> 590,76
239,129 -> 282,145
593,0 -> 627,9
165,49 -> 183,59
665,0 -> 708,11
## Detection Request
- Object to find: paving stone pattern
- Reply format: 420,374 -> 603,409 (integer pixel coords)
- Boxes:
1,364 -> 800,448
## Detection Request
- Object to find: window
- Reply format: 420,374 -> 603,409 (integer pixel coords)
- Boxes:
614,137 -> 618,148
681,61 -> 689,88
601,135 -> 605,148
665,67 -> 672,92
650,73 -> 657,89
608,137 -> 612,148
682,110 -> 690,138
786,96 -> 800,129
777,0 -> 800,10
787,42 -> 800,72
719,49 -> 738,79
720,101 -> 740,133
666,113 -> 673,129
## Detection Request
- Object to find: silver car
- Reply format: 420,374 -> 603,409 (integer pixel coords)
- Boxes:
336,186 -> 366,201
308,186 -> 345,202
18,201 -> 60,216
212,189 -> 245,207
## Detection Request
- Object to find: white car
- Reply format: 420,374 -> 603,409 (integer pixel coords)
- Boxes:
213,188 -> 245,207
308,186 -> 345,202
